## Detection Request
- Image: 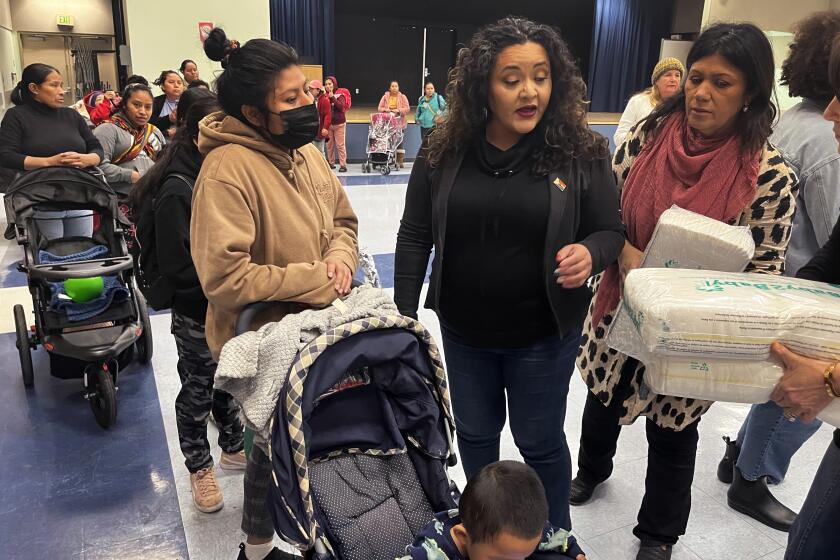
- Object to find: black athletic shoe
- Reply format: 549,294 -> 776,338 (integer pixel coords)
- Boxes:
727,467 -> 797,532
636,544 -> 673,560
339,166 -> 347,173
569,475 -> 602,506
236,543 -> 299,560
717,435 -> 741,484
328,163 -> 336,169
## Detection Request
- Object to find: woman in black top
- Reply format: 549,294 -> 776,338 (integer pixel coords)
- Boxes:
771,45 -> 840,560
131,89 -> 246,511
150,70 -> 184,139
0,63 -> 103,239
394,18 -> 623,558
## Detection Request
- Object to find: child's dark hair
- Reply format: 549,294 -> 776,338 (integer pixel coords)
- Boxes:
188,79 -> 210,90
203,27 -> 299,124
126,74 -> 149,86
460,461 -> 548,544
12,63 -> 59,105
118,83 -> 154,111
154,70 -> 182,87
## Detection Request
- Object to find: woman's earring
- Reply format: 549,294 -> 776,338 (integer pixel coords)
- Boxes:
742,104 -> 750,113
482,107 -> 488,120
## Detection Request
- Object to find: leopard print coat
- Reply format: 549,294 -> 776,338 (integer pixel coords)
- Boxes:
577,124 -> 800,431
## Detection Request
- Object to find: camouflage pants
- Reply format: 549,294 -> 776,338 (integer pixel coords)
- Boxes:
171,311 -> 244,473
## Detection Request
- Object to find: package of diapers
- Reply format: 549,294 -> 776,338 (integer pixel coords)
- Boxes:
610,269 -> 840,426
638,205 -> 755,270
609,205 -> 756,368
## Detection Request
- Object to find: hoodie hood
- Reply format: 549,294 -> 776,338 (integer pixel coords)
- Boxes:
197,111 -> 295,171
84,90 -> 104,110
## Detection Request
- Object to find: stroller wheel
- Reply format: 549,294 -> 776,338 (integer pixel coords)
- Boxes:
382,164 -> 391,176
135,292 -> 153,364
14,304 -> 34,388
87,364 -> 117,429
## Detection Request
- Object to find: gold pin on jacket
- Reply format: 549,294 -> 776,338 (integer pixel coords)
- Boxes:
553,177 -> 567,191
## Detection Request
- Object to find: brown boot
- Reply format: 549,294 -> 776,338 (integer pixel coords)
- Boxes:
190,466 -> 224,513
397,151 -> 405,169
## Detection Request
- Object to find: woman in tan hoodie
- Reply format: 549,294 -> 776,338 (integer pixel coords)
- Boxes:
192,28 -> 359,560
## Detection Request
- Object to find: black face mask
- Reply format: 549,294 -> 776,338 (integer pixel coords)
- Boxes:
267,103 -> 319,150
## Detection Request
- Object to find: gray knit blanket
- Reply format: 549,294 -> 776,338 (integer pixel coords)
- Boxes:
215,285 -> 399,439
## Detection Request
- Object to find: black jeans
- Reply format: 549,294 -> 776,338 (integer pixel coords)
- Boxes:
419,126 -> 434,144
577,360 -> 700,546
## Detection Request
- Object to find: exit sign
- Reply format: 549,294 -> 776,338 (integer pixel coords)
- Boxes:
56,15 -> 74,26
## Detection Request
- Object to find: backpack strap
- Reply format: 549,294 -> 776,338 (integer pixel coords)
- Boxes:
166,173 -> 195,191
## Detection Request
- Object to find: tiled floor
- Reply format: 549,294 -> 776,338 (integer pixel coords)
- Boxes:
0,159 -> 833,559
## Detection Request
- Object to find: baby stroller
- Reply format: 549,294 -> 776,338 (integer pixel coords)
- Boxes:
234,300 -> 457,558
361,112 -> 404,176
4,167 -> 153,429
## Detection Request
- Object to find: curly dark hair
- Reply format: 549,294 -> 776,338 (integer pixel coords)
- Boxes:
426,17 -> 607,175
830,37 -> 840,99
642,22 -> 777,156
780,11 -> 840,106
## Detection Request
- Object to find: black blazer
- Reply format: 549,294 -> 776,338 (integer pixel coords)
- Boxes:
151,94 -> 175,137
394,147 -> 625,336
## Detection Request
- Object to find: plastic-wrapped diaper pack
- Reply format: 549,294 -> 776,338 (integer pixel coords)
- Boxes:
608,204 -> 757,393
637,205 -> 756,271
609,206 -> 756,353
609,269 -> 840,427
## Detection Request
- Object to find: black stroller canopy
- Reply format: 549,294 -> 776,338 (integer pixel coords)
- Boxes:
267,316 -> 455,554
4,167 -> 126,225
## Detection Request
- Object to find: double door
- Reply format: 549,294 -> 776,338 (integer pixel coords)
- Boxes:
20,34 -> 118,105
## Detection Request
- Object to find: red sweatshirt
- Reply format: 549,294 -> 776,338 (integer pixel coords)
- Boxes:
316,94 -> 332,140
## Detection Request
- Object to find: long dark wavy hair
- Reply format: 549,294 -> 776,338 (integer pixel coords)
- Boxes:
426,17 -> 608,175
640,22 -> 777,155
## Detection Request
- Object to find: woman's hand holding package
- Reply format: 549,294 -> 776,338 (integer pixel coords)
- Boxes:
618,241 -> 643,285
555,244 -> 592,288
325,256 -> 353,296
770,342 -> 837,423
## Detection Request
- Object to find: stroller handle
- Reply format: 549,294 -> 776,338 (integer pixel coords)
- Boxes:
28,256 -> 134,281
234,279 -> 364,336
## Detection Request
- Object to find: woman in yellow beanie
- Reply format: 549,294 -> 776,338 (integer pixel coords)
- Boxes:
613,57 -> 685,147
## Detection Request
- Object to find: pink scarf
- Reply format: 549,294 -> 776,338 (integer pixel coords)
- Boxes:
592,112 -> 761,327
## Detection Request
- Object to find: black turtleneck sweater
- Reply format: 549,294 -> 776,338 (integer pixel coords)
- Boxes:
0,102 -> 103,170
439,133 -> 556,348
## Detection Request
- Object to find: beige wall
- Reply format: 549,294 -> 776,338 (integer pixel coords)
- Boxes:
0,0 -> 20,116
123,0 -> 270,95
703,0 -> 832,31
0,0 -> 12,30
10,0 -> 114,35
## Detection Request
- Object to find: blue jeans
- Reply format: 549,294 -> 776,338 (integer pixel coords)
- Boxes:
34,209 -> 93,240
441,330 -> 581,530
736,401 -> 822,483
785,438 -> 840,559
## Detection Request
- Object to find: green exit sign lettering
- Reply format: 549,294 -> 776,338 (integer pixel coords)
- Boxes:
56,15 -> 74,26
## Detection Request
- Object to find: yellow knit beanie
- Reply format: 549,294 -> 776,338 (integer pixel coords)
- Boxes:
651,57 -> 686,85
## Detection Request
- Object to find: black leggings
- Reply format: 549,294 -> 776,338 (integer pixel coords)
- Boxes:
577,360 -> 700,546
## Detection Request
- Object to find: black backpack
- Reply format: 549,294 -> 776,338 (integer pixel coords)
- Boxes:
132,173 -> 194,310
